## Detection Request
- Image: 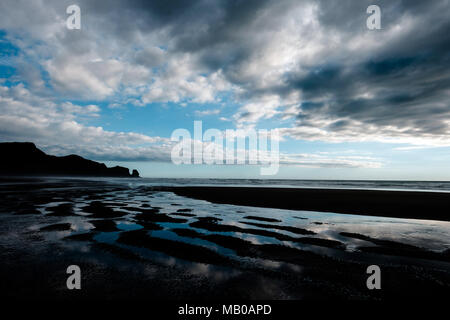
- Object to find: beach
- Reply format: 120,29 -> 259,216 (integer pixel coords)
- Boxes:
1,177 -> 449,300
167,186 -> 450,221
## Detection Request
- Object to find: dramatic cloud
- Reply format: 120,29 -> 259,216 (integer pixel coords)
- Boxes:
0,83 -> 171,158
0,0 -> 449,169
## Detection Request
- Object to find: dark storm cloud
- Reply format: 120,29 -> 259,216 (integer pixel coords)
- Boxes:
295,47 -> 450,135
270,0 -> 450,138
103,0 -> 448,141
78,0 -> 292,74
164,0 -> 447,140
79,0 -> 271,46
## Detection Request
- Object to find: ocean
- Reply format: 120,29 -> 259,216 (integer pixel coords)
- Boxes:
72,177 -> 450,192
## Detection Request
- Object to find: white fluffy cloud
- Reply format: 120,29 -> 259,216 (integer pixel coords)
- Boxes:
0,83 -> 170,158
45,57 -> 151,100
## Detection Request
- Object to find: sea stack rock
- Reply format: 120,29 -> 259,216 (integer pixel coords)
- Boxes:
132,169 -> 140,178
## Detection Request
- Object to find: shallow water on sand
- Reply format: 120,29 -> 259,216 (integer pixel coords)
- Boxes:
1,177 -> 449,299
2,179 -> 449,260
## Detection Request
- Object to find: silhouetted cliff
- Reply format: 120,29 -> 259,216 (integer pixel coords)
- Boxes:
0,142 -> 140,178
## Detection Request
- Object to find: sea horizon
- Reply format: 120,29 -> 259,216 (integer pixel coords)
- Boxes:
6,176 -> 450,193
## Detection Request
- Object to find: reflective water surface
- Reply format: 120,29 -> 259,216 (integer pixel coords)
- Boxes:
1,177 -> 449,299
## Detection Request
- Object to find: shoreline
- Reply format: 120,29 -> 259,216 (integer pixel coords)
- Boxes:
165,186 -> 450,222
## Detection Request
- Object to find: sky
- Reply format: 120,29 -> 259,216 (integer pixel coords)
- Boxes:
0,0 -> 450,179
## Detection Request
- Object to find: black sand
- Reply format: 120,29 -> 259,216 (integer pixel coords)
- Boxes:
168,186 -> 450,221
1,178 -> 449,300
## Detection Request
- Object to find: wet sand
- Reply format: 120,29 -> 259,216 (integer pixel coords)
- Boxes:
167,186 -> 450,221
0,178 -> 449,300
